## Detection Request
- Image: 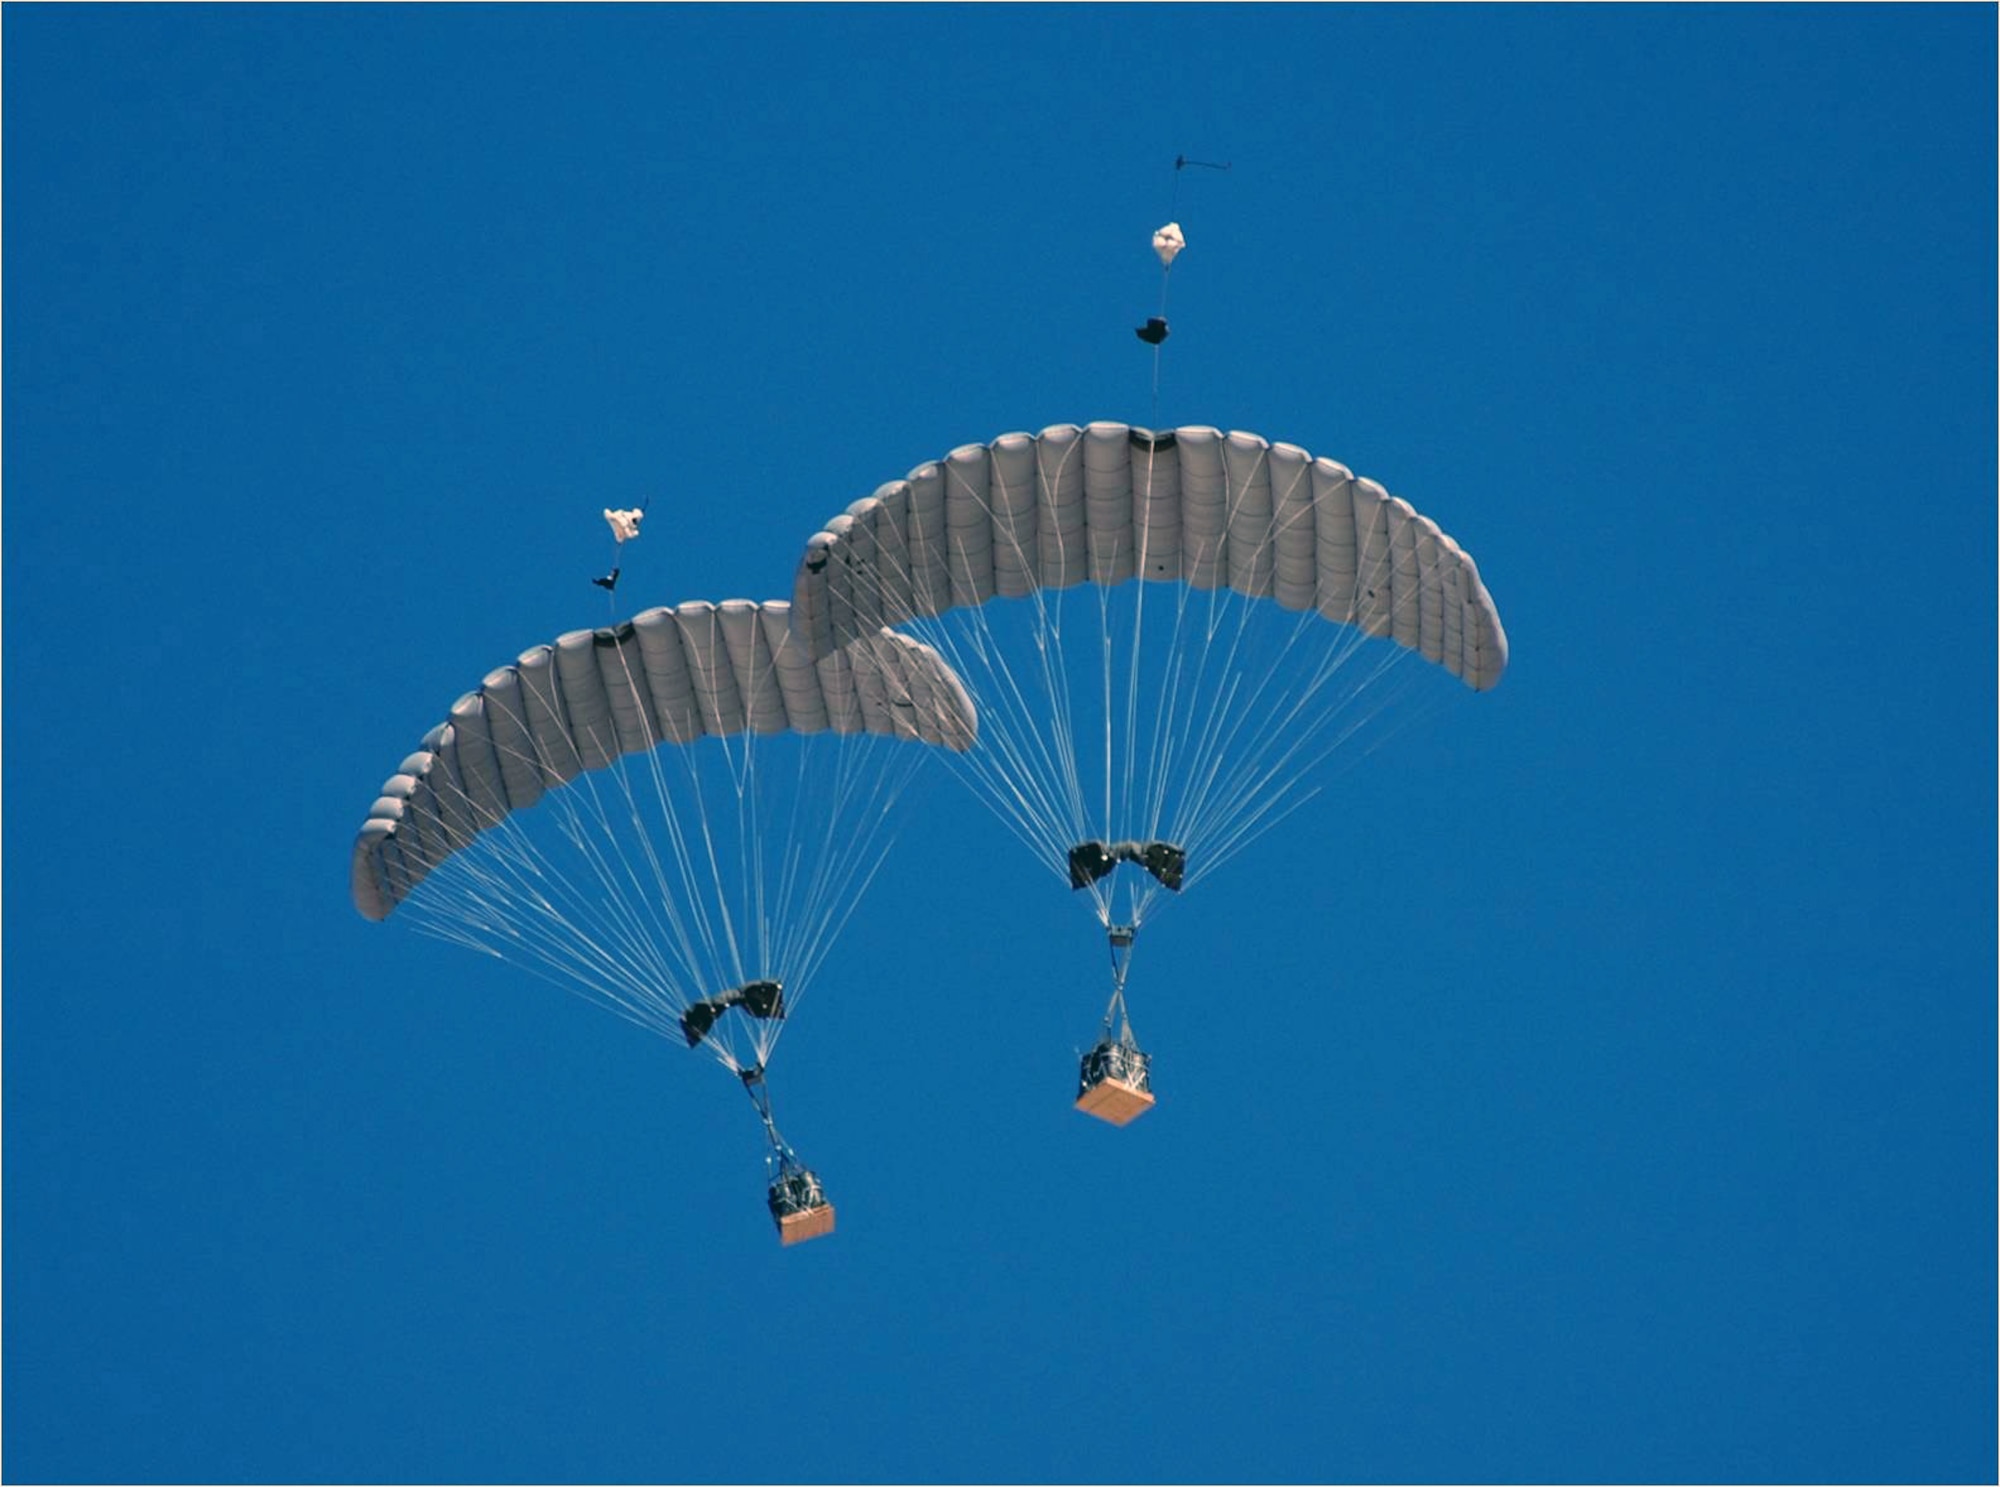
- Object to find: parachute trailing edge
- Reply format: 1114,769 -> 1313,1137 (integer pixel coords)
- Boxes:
351,599 -> 978,923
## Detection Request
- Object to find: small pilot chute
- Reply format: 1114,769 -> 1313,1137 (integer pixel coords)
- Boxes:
1137,223 -> 1183,345
596,507 -> 644,590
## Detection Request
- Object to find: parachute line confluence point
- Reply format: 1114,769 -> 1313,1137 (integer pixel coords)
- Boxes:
598,507 -> 643,595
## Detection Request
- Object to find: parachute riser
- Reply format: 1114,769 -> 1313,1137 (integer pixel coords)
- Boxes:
739,1064 -> 836,1244
1102,924 -> 1138,1045
740,1063 -> 784,1159
739,1064 -> 795,1166
1078,923 -> 1156,1125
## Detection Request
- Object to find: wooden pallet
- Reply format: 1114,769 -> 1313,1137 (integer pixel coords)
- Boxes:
777,1203 -> 837,1245
1075,1075 -> 1155,1126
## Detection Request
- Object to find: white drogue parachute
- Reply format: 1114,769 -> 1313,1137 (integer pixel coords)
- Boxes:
791,423 -> 1506,1122
352,598 -> 977,1241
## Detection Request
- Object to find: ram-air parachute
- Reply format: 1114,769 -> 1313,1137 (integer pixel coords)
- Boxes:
791,422 -> 1506,1120
352,598 -> 977,1241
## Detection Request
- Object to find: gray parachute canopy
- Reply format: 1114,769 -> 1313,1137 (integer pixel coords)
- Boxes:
352,598 -> 977,922
792,422 -> 1507,690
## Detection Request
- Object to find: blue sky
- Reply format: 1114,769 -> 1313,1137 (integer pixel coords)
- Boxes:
5,6 -> 1993,1483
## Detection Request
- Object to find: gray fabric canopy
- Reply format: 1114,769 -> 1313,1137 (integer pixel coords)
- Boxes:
792,422 -> 1507,691
352,599 -> 977,922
